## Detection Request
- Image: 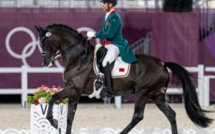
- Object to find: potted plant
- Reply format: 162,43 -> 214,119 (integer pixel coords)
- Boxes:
27,85 -> 68,134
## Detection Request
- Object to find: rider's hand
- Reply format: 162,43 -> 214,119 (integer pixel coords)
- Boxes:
87,31 -> 96,40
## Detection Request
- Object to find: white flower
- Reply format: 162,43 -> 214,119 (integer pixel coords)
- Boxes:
38,97 -> 46,104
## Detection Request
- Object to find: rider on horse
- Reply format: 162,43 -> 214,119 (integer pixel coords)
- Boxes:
87,0 -> 137,96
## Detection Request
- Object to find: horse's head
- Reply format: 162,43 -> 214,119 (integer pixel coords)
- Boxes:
35,26 -> 59,67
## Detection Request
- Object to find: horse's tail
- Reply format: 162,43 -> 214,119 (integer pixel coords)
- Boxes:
165,62 -> 214,128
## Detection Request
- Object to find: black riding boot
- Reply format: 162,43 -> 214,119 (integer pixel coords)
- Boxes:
104,62 -> 113,96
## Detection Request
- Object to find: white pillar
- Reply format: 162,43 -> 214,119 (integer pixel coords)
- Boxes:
114,96 -> 121,109
203,75 -> 215,107
21,65 -> 28,108
197,64 -> 204,107
204,77 -> 210,107
70,0 -> 74,8
17,0 -> 21,7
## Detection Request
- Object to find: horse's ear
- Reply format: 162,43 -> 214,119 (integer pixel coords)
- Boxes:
39,26 -> 45,34
35,25 -> 40,32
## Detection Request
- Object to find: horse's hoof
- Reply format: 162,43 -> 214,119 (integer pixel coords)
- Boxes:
106,94 -> 113,98
100,93 -> 106,98
100,92 -> 113,98
52,119 -> 58,129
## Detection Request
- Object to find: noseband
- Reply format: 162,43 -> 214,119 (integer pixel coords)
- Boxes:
40,35 -> 61,61
40,35 -> 90,69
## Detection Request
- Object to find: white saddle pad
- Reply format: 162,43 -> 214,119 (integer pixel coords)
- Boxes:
93,56 -> 131,78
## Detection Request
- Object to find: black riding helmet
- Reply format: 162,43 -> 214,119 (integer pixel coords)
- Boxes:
100,0 -> 117,7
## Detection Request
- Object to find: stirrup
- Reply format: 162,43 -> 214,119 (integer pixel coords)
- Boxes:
88,78 -> 104,99
95,78 -> 103,91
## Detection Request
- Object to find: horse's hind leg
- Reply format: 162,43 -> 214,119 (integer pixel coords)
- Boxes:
120,95 -> 148,134
151,92 -> 178,134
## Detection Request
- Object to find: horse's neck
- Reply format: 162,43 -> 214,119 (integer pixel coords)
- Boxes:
61,42 -> 95,70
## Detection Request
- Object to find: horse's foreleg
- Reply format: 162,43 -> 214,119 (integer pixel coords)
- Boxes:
46,87 -> 76,129
120,95 -> 148,134
151,93 -> 178,134
46,98 -> 58,128
66,97 -> 79,134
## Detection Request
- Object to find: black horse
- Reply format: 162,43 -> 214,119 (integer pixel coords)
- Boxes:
35,24 -> 213,134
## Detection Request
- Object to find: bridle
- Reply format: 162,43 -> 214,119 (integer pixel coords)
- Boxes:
40,36 -> 61,61
40,33 -> 90,69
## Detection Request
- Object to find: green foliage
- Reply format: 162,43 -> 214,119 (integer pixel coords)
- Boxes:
27,85 -> 68,105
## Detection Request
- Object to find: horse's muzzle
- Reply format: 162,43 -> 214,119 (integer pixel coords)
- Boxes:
42,57 -> 53,67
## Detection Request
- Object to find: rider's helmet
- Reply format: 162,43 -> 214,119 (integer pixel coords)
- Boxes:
100,0 -> 117,7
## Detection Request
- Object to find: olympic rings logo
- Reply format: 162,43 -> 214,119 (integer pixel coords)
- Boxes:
5,26 -> 100,67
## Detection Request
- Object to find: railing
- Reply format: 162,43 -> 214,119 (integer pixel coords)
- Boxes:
0,66 -> 122,108
204,67 -> 215,107
0,0 -> 163,8
0,0 -> 212,8
131,32 -> 152,55
0,66 -> 63,108
167,65 -> 208,107
0,64 -> 209,108
0,128 -> 215,134
196,0 -> 215,40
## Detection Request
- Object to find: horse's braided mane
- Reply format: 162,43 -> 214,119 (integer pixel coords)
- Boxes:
46,24 -> 93,70
46,24 -> 83,38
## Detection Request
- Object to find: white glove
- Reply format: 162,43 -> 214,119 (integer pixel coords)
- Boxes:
87,31 -> 96,40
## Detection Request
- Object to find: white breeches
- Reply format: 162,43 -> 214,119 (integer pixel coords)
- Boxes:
102,44 -> 120,67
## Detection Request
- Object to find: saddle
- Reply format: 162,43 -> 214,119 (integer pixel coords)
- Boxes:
93,44 -> 131,78
96,46 -> 115,73
88,44 -> 131,99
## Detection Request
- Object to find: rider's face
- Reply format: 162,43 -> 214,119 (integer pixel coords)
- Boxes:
102,2 -> 113,12
102,3 -> 108,11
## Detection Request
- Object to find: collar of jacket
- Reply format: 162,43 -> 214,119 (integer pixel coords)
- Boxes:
109,9 -> 116,15
105,9 -> 116,22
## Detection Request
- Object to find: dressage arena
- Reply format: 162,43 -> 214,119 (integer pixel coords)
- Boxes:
0,103 -> 215,133
1,0 -> 215,134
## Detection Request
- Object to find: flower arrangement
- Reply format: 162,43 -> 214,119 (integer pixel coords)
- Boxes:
27,85 -> 68,105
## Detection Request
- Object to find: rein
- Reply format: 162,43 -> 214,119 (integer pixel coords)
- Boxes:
41,37 -> 61,61
41,35 -> 90,70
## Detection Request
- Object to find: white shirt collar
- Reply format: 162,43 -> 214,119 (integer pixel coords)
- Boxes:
105,8 -> 115,20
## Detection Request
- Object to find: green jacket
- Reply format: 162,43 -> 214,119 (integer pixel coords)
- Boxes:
95,10 -> 137,63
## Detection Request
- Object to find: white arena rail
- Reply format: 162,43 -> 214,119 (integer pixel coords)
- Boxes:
0,64 -> 209,108
0,128 -> 215,134
0,66 -> 121,108
166,64 -> 206,107
0,66 -> 63,108
115,64 -> 206,108
204,67 -> 215,107
116,64 -> 207,108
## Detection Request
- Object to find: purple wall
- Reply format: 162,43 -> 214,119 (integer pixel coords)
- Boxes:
0,8 -> 214,102
0,8 -> 153,89
152,12 -> 200,66
202,33 -> 215,102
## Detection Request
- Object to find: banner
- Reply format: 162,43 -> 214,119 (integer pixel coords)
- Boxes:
1,8 -> 214,102
0,8 -> 153,88
152,12 -> 200,66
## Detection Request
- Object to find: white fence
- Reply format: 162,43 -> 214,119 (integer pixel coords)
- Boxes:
0,66 -> 122,108
0,66 -> 63,108
167,64 -> 206,106
204,67 -> 215,107
0,128 -> 215,134
0,0 -> 210,9
0,64 -> 211,108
